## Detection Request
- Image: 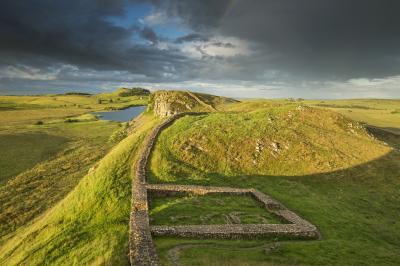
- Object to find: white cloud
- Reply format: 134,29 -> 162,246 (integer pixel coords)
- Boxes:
0,65 -> 58,80
142,11 -> 168,25
157,36 -> 252,59
142,11 -> 182,26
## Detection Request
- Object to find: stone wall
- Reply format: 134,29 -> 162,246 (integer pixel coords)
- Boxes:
129,113 -> 207,265
146,184 -> 319,239
151,224 -> 317,240
129,112 -> 319,266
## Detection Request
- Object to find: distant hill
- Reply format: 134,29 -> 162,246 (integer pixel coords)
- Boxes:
116,88 -> 150,97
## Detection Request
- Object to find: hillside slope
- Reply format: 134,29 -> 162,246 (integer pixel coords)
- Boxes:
148,100 -> 400,265
150,102 -> 390,181
0,114 -> 159,265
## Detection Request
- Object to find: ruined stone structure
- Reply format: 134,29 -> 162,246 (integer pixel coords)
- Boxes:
129,112 -> 319,266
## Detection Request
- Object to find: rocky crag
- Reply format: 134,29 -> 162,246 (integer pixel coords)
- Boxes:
147,90 -> 236,117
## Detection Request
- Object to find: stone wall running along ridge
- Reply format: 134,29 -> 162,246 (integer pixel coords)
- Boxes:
129,112 -> 319,266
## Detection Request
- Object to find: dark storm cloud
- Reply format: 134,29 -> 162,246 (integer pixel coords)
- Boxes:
140,26 -> 158,44
0,0 -> 191,80
0,0 -> 128,68
158,0 -> 400,80
175,33 -> 209,43
152,0 -> 232,30
1,0 -> 400,97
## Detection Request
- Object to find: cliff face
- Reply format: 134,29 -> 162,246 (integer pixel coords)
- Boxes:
149,92 -> 195,117
148,90 -> 238,117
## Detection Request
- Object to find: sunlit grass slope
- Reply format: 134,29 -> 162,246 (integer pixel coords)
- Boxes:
304,99 -> 400,133
0,114 -> 158,265
0,120 -> 120,239
149,100 -> 400,265
149,102 -> 390,182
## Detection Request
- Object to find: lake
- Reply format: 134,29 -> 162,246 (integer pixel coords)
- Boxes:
94,106 -> 146,122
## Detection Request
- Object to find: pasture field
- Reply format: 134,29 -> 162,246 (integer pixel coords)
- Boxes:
305,99 -> 400,133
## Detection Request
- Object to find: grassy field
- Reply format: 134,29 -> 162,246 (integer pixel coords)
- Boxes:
0,133 -> 68,184
304,99 -> 400,134
0,89 -> 148,126
148,100 -> 400,265
0,90 -> 399,265
150,194 -> 284,226
0,88 -> 149,241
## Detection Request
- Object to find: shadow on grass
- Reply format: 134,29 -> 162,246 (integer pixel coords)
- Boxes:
150,130 -> 400,265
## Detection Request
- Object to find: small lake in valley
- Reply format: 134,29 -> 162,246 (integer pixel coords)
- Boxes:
94,106 -> 146,122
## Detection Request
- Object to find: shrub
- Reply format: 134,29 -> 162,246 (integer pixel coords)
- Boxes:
34,121 -> 44,125
64,118 -> 78,123
108,123 -> 129,144
391,109 -> 400,114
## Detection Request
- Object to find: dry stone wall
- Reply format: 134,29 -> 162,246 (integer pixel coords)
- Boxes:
129,112 -> 319,266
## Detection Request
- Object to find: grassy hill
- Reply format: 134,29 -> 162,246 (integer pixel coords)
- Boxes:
0,91 -> 399,265
149,103 -> 389,181
148,100 -> 400,265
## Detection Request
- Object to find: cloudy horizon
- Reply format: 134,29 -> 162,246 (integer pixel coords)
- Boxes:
1,0 -> 400,98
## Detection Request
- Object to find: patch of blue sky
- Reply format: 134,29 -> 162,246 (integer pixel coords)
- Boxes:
153,24 -> 190,40
106,2 -> 190,44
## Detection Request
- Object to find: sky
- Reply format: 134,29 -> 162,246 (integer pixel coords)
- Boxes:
0,0 -> 400,98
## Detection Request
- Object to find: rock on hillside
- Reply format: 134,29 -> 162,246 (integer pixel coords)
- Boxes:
148,90 -> 237,117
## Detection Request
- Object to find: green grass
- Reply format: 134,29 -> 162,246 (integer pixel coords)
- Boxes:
0,90 -> 148,126
148,102 -> 400,265
0,89 -> 147,241
304,99 -> 400,133
150,194 -> 284,226
0,120 -> 122,238
0,133 -> 68,184
1,93 -> 399,265
0,113 -> 159,265
149,105 -> 389,182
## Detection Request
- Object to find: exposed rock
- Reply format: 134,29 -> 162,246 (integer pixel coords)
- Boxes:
227,212 -> 242,224
271,142 -> 280,152
255,139 -> 264,153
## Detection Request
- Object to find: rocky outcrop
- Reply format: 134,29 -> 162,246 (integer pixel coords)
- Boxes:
148,91 -> 200,117
147,90 -> 228,117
